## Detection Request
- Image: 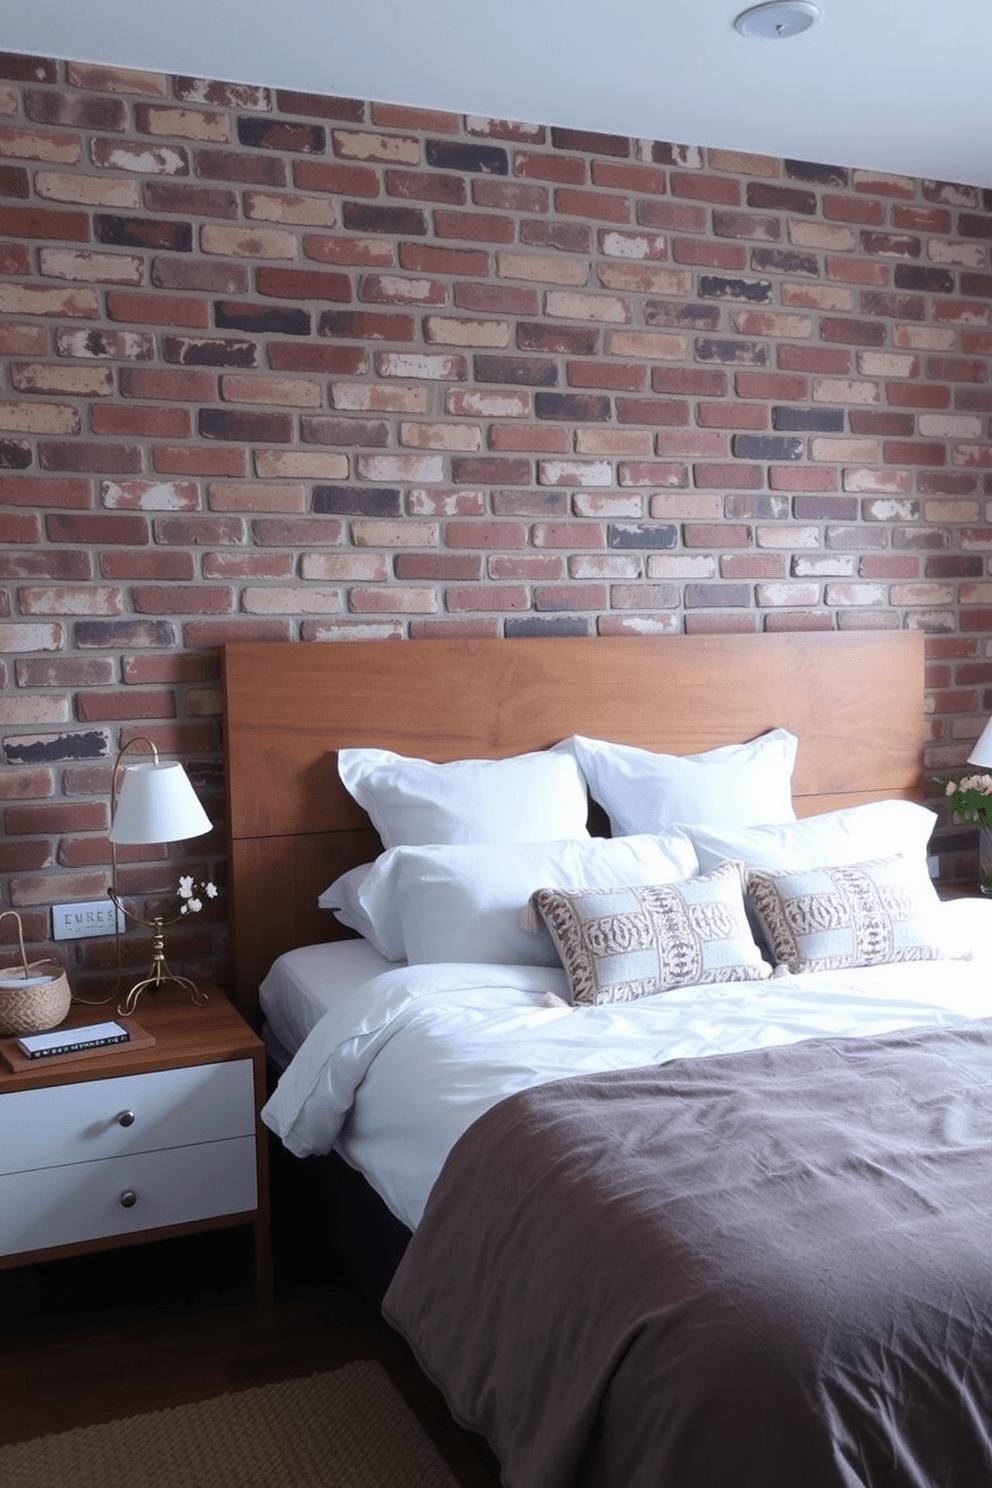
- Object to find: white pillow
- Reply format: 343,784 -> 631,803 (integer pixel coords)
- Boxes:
356,832 -> 699,967
337,746 -> 590,848
318,862 -> 403,960
557,729 -> 798,836
686,799 -> 936,875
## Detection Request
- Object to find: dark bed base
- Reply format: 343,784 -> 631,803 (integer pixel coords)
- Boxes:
315,1150 -> 412,1307
268,1138 -> 501,1478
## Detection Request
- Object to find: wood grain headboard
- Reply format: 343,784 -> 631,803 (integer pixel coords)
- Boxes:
222,630 -> 925,1023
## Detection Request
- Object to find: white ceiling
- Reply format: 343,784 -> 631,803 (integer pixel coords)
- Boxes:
4,0 -> 992,191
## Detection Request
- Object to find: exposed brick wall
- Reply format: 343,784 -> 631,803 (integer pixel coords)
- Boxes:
1,50 -> 991,991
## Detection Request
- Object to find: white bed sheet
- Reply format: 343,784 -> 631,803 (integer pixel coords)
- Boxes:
260,937 -> 401,1064
261,898 -> 992,1233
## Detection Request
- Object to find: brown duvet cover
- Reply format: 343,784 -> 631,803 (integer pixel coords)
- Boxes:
383,1020 -> 992,1488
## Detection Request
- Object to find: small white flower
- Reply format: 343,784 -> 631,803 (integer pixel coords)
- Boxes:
175,874 -> 218,915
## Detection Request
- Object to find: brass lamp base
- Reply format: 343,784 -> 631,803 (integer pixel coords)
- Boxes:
114,912 -> 209,1017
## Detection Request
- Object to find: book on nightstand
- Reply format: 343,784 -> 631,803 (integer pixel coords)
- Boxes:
0,1017 -> 155,1073
16,1021 -> 131,1059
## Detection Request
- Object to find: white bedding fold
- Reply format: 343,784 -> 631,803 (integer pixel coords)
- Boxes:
261,898 -> 992,1232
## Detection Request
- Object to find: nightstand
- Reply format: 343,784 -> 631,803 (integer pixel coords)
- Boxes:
0,979 -> 272,1307
937,882 -> 983,901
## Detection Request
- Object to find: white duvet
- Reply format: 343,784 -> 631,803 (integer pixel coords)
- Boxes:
261,897 -> 992,1232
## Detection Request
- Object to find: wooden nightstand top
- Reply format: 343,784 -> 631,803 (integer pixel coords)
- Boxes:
937,881 -> 984,902
0,979 -> 263,1094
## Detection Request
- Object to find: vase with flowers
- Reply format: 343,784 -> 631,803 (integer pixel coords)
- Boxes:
940,773 -> 992,894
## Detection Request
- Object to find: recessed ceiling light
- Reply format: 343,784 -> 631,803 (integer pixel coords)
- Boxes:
734,1 -> 821,39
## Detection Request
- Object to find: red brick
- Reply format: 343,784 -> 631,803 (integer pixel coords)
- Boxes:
399,243 -> 491,276
107,292 -> 211,327
395,553 -> 483,581
825,258 -> 890,287
636,200 -> 707,233
258,266 -> 352,301
671,172 -> 741,206
682,612 -> 758,635
885,382 -> 951,409
553,189 -> 629,224
0,476 -> 91,509
764,612 -> 834,633
91,406 -> 191,438
2,205 -> 89,239
694,464 -> 764,489
455,283 -> 539,315
39,442 -> 142,474
685,524 -> 752,548
823,194 -> 887,225
882,441 -> 948,465
153,447 -> 247,477
514,151 -> 586,185
101,551 -> 195,580
671,239 -> 747,270
473,181 -> 548,213
0,512 -> 42,542
616,399 -> 690,426
76,689 -> 176,721
6,802 -> 108,835
47,513 -> 148,544
698,402 -> 768,430
489,556 -> 563,580
120,367 -> 215,402
488,424 -> 570,453
926,356 -> 987,382
445,521 -> 528,549
450,456 -> 532,485
445,585 -> 528,611
385,169 -> 466,205
268,343 -> 367,374
409,618 -> 500,639
778,346 -> 851,374
0,842 -> 53,873
132,586 -> 232,615
435,210 -> 516,243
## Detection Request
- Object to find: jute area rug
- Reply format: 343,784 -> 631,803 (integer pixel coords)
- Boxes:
0,1359 -> 463,1488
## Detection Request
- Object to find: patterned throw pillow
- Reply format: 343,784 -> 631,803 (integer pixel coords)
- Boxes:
528,860 -> 770,1006
746,853 -> 944,975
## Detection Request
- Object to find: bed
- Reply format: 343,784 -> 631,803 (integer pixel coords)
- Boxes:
222,631 -> 992,1488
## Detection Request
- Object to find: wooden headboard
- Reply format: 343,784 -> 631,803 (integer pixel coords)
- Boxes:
222,630 -> 925,1023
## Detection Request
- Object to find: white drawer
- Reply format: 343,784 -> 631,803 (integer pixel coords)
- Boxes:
0,1060 -> 255,1176
0,1135 -> 258,1257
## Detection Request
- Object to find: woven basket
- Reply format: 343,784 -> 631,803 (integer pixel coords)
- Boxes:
0,911 -> 72,1037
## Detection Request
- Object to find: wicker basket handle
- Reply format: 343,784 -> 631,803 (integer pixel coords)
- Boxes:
0,910 -> 30,978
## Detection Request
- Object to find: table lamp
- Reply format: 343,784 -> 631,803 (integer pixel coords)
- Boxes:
968,717 -> 992,769
108,738 -> 212,1015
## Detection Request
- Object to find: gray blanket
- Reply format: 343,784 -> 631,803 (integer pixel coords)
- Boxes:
383,1022 -> 992,1488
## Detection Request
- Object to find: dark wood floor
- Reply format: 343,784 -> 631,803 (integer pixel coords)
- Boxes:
0,1161 -> 498,1487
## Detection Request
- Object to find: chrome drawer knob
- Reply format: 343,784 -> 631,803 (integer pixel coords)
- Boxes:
120,1190 -> 137,1209
117,1110 -> 135,1128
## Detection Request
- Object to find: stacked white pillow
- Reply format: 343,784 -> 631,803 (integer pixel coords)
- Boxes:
684,799 -> 936,876
323,744 -> 597,959
337,746 -> 590,848
354,833 -> 699,967
555,729 -> 798,836
321,736 -> 940,984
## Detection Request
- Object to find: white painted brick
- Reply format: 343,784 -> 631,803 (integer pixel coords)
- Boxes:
756,526 -> 820,549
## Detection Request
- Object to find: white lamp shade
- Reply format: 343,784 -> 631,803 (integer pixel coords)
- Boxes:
109,760 -> 212,845
968,717 -> 992,770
